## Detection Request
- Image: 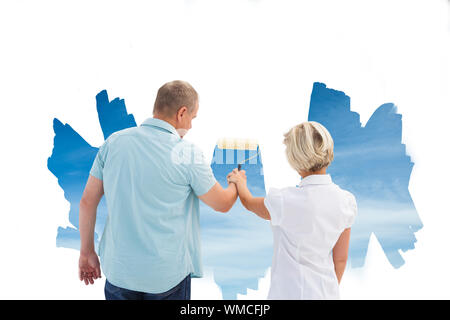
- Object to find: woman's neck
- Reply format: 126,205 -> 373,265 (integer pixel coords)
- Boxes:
300,167 -> 327,179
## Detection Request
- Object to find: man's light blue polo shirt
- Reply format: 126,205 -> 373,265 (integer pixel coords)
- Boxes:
89,118 -> 217,293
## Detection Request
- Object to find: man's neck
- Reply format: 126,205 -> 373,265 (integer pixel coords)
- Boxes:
153,114 -> 187,138
153,114 -> 177,129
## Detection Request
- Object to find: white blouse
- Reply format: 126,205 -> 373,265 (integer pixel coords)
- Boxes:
264,174 -> 357,300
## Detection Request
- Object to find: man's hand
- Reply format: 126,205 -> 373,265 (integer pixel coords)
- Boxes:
227,169 -> 247,186
79,175 -> 104,285
78,251 -> 101,285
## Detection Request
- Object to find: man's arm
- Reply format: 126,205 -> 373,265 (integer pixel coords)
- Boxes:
332,228 -> 351,284
78,175 -> 104,285
198,182 -> 238,213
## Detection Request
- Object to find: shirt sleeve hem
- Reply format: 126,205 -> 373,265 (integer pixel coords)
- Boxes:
194,178 -> 217,197
89,170 -> 103,181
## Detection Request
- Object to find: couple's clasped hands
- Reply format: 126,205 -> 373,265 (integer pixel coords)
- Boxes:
227,168 -> 247,189
227,168 -> 251,209
227,168 -> 254,207
226,168 -> 271,220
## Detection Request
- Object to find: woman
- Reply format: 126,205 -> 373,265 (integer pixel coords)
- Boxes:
227,121 -> 357,299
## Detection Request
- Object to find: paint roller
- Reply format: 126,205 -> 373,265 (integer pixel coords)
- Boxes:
217,138 -> 260,171
237,150 -> 260,171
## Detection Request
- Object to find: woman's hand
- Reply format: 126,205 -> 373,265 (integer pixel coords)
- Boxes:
227,168 -> 247,186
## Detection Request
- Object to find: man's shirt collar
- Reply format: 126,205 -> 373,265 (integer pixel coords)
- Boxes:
141,118 -> 181,138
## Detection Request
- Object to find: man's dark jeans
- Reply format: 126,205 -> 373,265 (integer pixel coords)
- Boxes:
104,274 -> 191,300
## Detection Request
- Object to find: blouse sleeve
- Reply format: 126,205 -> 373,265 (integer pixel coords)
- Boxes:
264,188 -> 284,226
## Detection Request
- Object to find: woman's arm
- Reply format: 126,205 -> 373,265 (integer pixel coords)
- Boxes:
238,188 -> 270,220
332,228 -> 351,284
227,169 -> 271,220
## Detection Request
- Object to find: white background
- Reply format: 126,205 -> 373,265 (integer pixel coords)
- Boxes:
0,0 -> 449,299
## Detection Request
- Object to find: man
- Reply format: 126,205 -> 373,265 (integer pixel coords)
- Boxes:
78,80 -> 238,300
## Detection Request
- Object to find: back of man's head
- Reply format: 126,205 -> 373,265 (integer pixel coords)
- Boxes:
153,80 -> 198,117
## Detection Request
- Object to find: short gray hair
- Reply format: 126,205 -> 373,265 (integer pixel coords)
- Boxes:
153,80 -> 198,116
283,121 -> 334,173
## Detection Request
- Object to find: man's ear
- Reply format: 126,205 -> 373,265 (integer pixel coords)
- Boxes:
176,106 -> 188,121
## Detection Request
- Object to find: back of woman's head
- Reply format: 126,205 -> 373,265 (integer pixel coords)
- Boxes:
283,121 -> 334,173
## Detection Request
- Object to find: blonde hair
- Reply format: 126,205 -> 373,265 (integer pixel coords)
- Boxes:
283,121 -> 334,173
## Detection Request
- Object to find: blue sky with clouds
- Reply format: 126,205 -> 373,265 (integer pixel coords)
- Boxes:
308,82 -> 422,268
47,91 -> 135,250
201,146 -> 271,299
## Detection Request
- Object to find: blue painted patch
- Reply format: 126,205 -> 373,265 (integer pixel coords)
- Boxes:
308,82 -> 422,268
201,146 -> 271,299
47,90 -> 136,250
